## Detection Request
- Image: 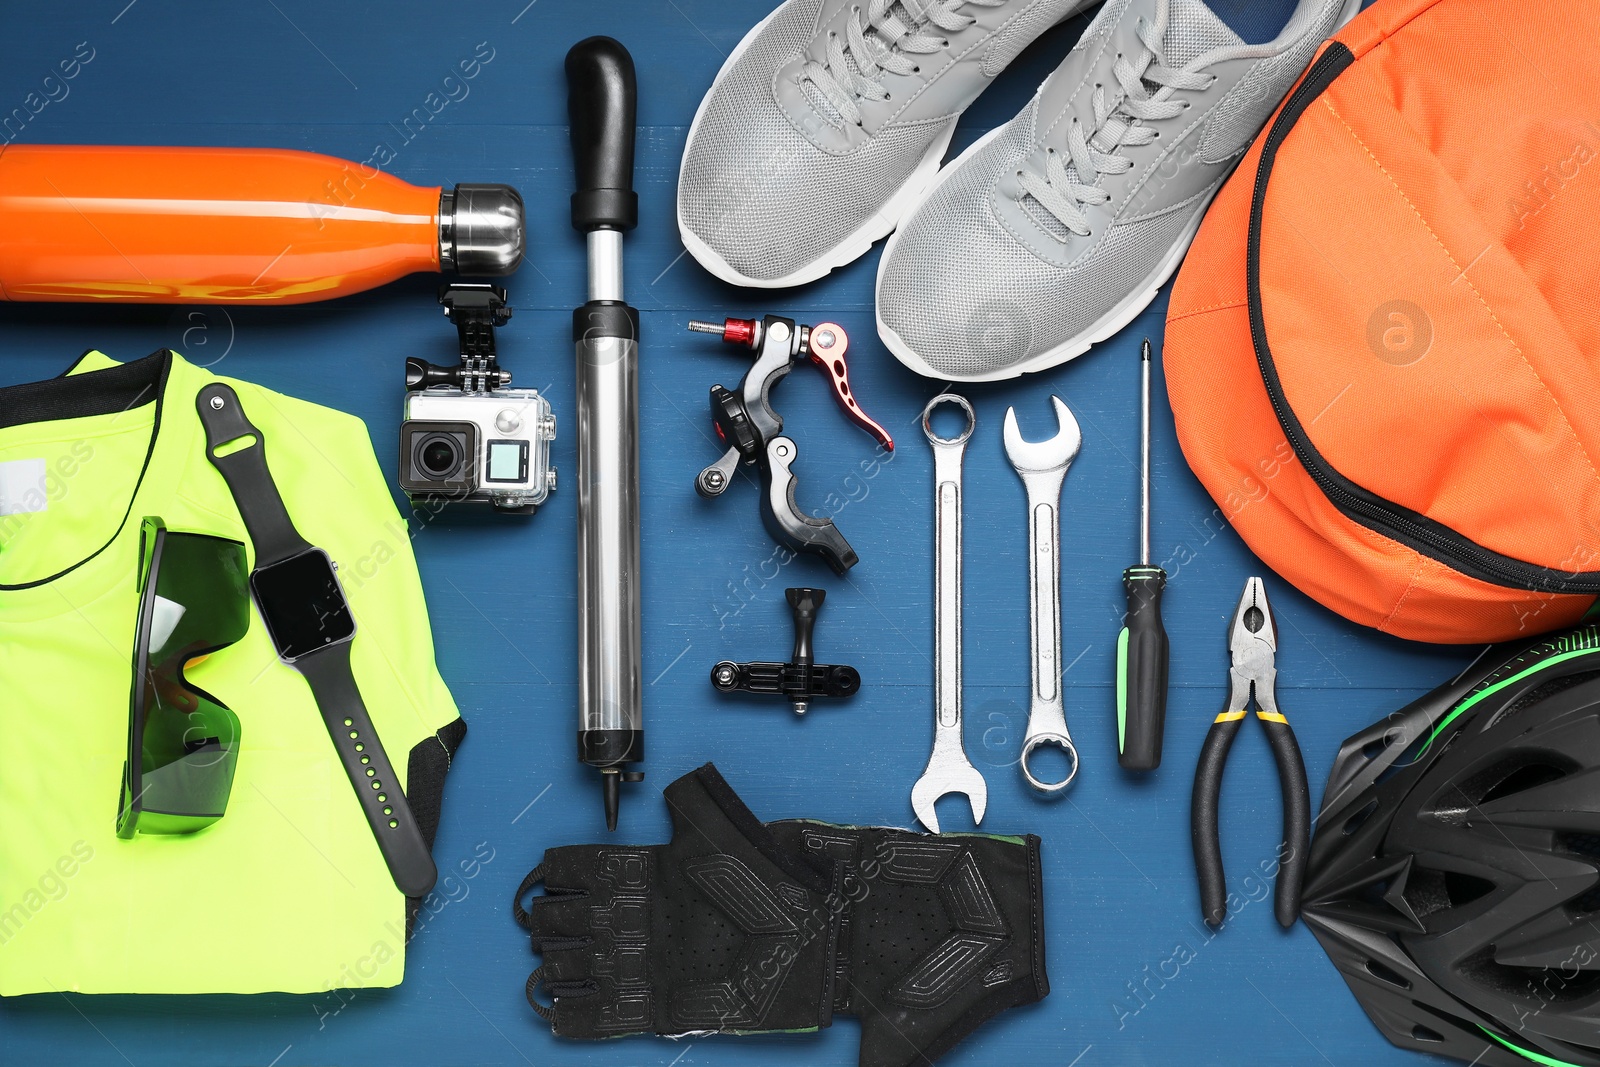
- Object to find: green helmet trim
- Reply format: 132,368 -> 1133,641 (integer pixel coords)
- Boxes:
1480,1026 -> 1583,1067
1419,629 -> 1600,757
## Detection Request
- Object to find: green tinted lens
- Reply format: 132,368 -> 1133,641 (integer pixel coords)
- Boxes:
129,684 -> 240,834
118,519 -> 250,838
144,530 -> 251,663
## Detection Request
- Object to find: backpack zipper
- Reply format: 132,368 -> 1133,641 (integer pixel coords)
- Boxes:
1246,44 -> 1600,597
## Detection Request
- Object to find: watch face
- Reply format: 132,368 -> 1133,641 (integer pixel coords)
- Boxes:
250,550 -> 355,660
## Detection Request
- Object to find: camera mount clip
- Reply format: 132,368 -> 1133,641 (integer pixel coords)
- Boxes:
686,315 -> 894,575
406,283 -> 514,394
710,588 -> 860,715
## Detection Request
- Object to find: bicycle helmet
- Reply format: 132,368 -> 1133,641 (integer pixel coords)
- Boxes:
1304,624 -> 1600,1066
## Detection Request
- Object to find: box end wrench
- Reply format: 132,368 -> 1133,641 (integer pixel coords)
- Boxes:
1003,396 -> 1083,794
911,395 -> 988,834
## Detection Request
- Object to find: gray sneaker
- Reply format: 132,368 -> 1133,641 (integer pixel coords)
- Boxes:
877,0 -> 1360,380
678,0 -> 1097,288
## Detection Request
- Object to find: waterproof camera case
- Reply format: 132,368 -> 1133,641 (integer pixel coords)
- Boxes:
400,284 -> 556,514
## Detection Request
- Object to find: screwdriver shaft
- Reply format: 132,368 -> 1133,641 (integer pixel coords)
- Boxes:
1141,339 -> 1151,567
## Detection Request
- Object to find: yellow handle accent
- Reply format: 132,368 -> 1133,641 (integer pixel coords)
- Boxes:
1256,711 -> 1289,725
1214,710 -> 1248,723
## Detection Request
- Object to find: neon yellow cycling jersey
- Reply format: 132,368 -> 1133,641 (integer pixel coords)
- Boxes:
0,349 -> 463,994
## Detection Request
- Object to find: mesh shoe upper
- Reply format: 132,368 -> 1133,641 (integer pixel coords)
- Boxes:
878,0 -> 1353,379
879,94 -> 1198,376
678,0 -> 1091,284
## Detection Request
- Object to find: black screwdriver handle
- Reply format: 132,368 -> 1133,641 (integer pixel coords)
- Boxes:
1118,565 -> 1169,770
565,37 -> 637,233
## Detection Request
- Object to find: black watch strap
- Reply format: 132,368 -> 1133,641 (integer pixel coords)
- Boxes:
198,381 -> 438,899
196,383 -> 309,567
296,641 -> 438,897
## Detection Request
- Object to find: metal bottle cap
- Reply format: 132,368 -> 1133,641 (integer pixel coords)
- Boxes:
438,183 -> 525,276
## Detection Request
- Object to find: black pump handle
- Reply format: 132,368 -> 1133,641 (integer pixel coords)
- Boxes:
565,36 -> 638,233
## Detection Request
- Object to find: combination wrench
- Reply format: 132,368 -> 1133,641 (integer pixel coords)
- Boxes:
911,394 -> 987,833
1002,396 -> 1083,794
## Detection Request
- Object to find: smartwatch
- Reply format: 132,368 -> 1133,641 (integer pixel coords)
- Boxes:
198,382 -> 437,898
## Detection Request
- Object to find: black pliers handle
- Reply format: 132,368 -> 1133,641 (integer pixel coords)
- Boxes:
1190,577 -> 1311,928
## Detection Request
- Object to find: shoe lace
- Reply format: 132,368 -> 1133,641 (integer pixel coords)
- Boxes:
1017,0 -> 1213,236
800,0 -> 1006,128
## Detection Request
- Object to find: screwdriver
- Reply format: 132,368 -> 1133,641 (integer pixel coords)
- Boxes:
1116,338 -> 1170,771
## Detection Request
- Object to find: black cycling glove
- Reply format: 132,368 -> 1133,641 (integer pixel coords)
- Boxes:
514,763 -> 840,1038
767,820 -> 1049,1067
514,765 -> 1050,1067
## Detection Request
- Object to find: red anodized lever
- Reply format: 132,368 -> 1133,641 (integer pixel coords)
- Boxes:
702,317 -> 894,453
804,322 -> 893,452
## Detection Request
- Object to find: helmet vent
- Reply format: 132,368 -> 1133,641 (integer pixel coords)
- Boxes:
1573,883 -> 1600,914
1342,799 -> 1379,836
1443,871 -> 1495,908
1410,1023 -> 1444,1043
1562,832 -> 1600,858
1402,866 -> 1494,919
1479,763 -> 1567,804
1436,755 -> 1573,823
1460,944 -> 1600,1001
1558,834 -> 1600,912
1486,670 -> 1600,731
1365,958 -> 1411,989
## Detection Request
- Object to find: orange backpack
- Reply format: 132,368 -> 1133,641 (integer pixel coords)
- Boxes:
1164,0 -> 1600,644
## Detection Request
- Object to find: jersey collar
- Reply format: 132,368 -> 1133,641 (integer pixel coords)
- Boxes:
0,349 -> 178,592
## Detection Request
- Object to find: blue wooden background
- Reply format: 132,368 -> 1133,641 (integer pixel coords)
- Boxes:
0,2 -> 1472,1065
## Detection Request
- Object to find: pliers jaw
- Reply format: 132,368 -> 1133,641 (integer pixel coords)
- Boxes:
1228,576 -> 1279,716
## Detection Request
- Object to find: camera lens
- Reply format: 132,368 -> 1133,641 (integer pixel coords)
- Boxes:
420,436 -> 460,476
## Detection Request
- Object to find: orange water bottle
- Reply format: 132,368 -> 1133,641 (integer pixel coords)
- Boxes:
0,144 -> 523,303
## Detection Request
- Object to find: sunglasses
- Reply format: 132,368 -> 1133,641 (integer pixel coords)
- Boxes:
116,517 -> 250,837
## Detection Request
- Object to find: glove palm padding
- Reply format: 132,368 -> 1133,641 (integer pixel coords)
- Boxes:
768,821 -> 1048,1067
515,765 -> 839,1037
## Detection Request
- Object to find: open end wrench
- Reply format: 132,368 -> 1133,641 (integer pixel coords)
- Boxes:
911,394 -> 988,834
1003,396 -> 1083,794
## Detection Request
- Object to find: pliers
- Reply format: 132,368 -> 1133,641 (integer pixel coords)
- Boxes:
1190,577 -> 1311,928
